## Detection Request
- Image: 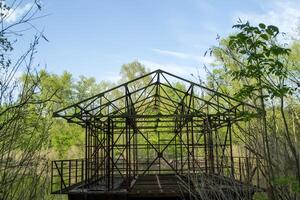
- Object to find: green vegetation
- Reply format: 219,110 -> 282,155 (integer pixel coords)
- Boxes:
211,21 -> 300,199
0,1 -> 300,200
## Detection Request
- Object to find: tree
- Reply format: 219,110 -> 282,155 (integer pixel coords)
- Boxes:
212,21 -> 300,199
119,61 -> 151,102
0,1 -> 53,199
47,72 -> 113,158
120,60 -> 150,83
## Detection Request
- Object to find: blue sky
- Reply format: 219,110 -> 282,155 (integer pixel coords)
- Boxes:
8,0 -> 300,82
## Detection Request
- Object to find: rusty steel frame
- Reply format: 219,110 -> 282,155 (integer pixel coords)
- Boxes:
51,69 -> 259,193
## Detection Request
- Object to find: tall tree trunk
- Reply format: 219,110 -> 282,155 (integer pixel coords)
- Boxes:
280,96 -> 300,186
258,83 -> 276,199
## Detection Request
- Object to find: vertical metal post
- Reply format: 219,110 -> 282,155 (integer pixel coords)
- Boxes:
111,119 -> 114,189
158,130 -> 161,174
75,159 -> 78,184
101,128 -> 104,177
257,158 -> 260,187
81,159 -> 84,182
126,118 -> 129,190
69,160 -> 71,187
191,118 -> 195,173
94,122 -> 98,182
215,127 -> 219,174
239,157 -> 242,181
135,123 -> 138,176
87,126 -> 90,185
203,119 -> 208,173
85,124 -> 88,185
180,119 -> 183,174
147,131 -> 149,172
129,124 -> 131,180
228,119 -> 234,178
106,118 -> 111,191
51,161 -> 53,193
61,161 -> 63,191
207,116 -> 214,174
175,128 -> 178,173
186,118 -> 190,172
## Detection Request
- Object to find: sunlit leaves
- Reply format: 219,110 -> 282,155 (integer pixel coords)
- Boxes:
225,21 -> 293,99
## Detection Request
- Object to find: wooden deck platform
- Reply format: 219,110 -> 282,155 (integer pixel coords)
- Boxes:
68,174 -> 191,200
67,174 -> 257,200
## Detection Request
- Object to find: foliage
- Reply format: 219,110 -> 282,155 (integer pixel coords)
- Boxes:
273,176 -> 300,194
253,192 -> 269,200
225,22 -> 292,99
212,21 -> 300,199
0,1 -> 52,200
120,60 -> 150,83
0,1 -> 300,198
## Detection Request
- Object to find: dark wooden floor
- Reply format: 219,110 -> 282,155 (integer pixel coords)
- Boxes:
67,174 -> 257,200
68,174 -> 190,200
128,174 -> 190,200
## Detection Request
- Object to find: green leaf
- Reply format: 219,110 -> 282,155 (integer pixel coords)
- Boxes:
260,34 -> 268,40
268,25 -> 279,33
258,23 -> 266,29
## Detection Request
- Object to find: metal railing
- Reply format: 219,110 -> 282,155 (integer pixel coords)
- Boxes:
50,156 -> 265,193
51,159 -> 85,194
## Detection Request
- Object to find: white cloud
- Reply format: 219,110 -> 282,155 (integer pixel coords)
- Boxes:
3,3 -> 33,23
140,59 -> 186,75
140,59 -> 204,78
151,48 -> 214,65
234,0 -> 300,39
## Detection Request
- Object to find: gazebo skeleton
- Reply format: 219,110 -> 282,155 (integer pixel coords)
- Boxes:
51,69 -> 260,195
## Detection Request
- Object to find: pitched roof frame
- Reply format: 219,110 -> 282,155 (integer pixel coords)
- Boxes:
53,69 -> 258,126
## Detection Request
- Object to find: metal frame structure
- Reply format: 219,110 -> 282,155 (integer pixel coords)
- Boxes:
51,69 -> 260,197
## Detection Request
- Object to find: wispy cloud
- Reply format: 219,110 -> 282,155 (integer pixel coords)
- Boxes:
3,3 -> 33,23
151,48 -> 214,65
140,59 -> 189,75
140,59 -> 204,78
234,0 -> 300,39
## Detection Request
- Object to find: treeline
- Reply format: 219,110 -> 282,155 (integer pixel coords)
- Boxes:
41,62 -> 151,159
0,1 -> 300,199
